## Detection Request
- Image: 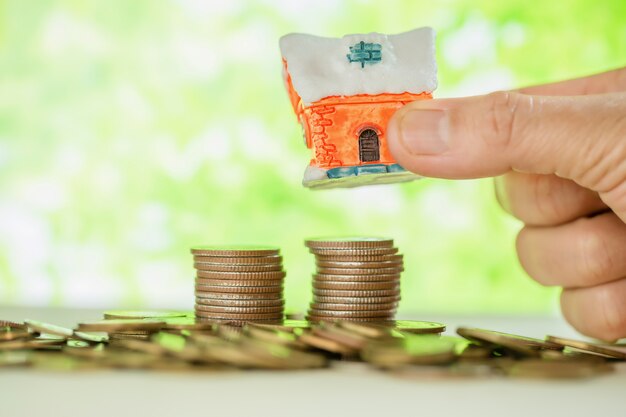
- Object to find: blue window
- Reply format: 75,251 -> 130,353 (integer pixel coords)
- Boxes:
347,41 -> 382,68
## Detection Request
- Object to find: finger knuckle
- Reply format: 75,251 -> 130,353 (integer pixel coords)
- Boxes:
578,222 -> 614,284
484,91 -> 528,150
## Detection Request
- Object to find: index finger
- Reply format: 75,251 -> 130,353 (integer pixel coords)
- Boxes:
518,67 -> 626,96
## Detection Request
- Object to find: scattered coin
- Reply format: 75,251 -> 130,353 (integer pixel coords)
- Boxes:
73,331 -> 109,343
458,328 -> 563,355
298,331 -> 357,355
362,335 -> 459,368
507,359 -> 613,379
25,319 -> 74,337
545,335 -> 626,360
76,319 -> 165,332
391,321 -> 447,334
103,310 -> 188,320
0,329 -> 32,341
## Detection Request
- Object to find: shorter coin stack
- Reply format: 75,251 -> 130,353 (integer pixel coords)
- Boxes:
191,246 -> 286,326
305,238 -> 403,322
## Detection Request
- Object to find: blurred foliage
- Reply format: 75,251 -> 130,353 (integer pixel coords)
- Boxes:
0,0 -> 624,313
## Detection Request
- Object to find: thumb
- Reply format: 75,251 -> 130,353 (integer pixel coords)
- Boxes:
387,91 -> 626,189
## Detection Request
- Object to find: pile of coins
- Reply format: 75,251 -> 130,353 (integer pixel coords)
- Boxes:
1,313 -> 622,379
191,246 -> 286,325
305,237 -> 403,322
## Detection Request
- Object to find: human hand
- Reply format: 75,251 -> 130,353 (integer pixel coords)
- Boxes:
387,67 -> 626,340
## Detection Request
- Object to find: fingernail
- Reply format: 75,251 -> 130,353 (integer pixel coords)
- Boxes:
399,109 -> 449,155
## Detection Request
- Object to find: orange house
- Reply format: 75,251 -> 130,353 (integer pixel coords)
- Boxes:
280,27 -> 437,189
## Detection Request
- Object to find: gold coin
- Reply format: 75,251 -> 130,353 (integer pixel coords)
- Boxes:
314,254 -> 403,263
458,328 -> 563,354
190,245 -> 280,257
312,281 -> 399,291
507,359 -> 613,379
313,273 -> 401,282
316,260 -> 403,269
195,278 -> 283,287
308,309 -> 395,318
103,310 -> 187,320
0,320 -> 25,329
194,311 -> 284,321
0,329 -> 32,341
195,284 -> 283,294
195,297 -> 284,307
194,263 -> 283,272
298,331 -> 357,355
249,320 -> 310,332
195,304 -> 283,314
195,317 -> 283,326
109,333 -> 152,341
316,267 -> 403,276
314,273 -> 400,282
312,288 -> 400,297
361,334 -> 458,368
305,237 -> 394,249
73,331 -> 109,343
391,320 -> 446,334
311,302 -> 397,311
195,291 -> 283,300
311,325 -> 370,350
546,335 -> 626,359
195,270 -> 286,280
313,295 -> 400,304
193,255 -> 283,265
309,247 -> 398,256
159,317 -> 215,331
77,319 -> 165,332
24,319 -> 74,337
306,315 -> 391,323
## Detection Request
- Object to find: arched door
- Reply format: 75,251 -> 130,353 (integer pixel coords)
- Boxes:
358,128 -> 380,162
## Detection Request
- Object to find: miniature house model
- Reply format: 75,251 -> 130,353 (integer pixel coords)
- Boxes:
280,27 -> 438,189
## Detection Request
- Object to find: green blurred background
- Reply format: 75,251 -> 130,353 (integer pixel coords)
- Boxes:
0,0 -> 624,314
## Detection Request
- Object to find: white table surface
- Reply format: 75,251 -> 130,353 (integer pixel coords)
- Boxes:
1,306 -> 624,417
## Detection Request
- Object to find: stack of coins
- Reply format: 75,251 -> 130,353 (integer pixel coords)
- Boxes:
305,238 -> 403,322
191,246 -> 286,326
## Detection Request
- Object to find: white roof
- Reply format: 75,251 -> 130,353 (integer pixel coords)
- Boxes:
280,27 -> 437,105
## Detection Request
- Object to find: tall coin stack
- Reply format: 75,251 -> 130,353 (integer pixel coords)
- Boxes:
305,238 -> 403,322
191,246 -> 286,326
